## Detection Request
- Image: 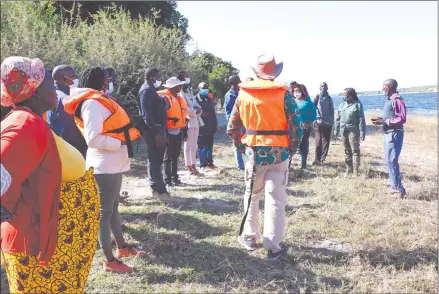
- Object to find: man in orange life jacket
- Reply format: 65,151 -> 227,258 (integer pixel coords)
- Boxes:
227,54 -> 303,261
158,77 -> 188,187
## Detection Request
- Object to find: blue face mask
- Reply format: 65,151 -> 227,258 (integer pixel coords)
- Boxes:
200,89 -> 209,96
185,78 -> 190,85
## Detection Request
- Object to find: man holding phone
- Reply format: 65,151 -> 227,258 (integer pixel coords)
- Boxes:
372,79 -> 407,198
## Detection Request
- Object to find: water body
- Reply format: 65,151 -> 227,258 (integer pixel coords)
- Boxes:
331,92 -> 437,117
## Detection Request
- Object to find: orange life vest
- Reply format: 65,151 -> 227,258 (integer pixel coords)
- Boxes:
237,80 -> 289,147
63,89 -> 140,156
157,89 -> 188,129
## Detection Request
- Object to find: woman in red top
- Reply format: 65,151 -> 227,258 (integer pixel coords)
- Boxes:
1,57 -> 101,293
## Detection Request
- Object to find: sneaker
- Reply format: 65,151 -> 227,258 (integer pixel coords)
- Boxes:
207,164 -> 217,169
237,235 -> 257,251
312,160 -> 322,166
103,259 -> 135,273
115,246 -> 146,259
267,243 -> 287,261
172,178 -> 182,186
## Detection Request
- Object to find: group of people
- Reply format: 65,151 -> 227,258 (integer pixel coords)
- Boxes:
0,53 -> 407,292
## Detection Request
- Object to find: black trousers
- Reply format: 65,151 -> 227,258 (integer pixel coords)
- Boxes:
164,133 -> 183,183
314,124 -> 332,162
143,129 -> 167,194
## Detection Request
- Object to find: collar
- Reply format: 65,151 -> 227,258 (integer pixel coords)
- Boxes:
388,92 -> 401,100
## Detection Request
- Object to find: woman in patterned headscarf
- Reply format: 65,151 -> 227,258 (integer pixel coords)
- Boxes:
1,56 -> 100,293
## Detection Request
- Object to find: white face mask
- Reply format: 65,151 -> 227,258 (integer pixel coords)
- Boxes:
106,82 -> 114,94
294,92 -> 302,99
153,80 -> 162,88
185,78 -> 191,84
69,78 -> 79,89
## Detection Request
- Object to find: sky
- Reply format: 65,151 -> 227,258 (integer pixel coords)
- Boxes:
177,1 -> 437,94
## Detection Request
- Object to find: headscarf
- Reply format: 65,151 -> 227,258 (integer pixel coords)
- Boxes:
1,56 -> 45,107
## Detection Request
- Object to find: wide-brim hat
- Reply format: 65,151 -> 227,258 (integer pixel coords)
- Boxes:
251,54 -> 283,80
163,77 -> 186,88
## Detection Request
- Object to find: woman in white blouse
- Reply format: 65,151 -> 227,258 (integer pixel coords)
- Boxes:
178,71 -> 204,176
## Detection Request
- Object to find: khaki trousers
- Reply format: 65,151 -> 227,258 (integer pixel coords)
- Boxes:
243,159 -> 289,252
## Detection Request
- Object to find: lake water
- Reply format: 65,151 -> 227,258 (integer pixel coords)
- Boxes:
331,92 -> 438,117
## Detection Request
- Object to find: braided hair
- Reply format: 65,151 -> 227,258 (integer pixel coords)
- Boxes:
79,66 -> 105,91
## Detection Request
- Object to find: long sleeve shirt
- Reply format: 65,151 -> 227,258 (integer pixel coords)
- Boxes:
224,87 -> 238,121
385,93 -> 407,127
313,93 -> 335,125
81,99 -> 130,174
295,96 -> 317,127
227,91 -> 303,166
138,82 -> 167,137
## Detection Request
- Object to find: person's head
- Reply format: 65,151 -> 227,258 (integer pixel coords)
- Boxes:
292,84 -> 309,100
1,56 -> 57,115
252,54 -> 283,81
229,75 -> 241,90
246,77 -> 254,82
382,79 -> 398,97
320,82 -> 328,95
52,65 -> 78,89
177,71 -> 191,92
144,67 -> 162,88
79,66 -> 107,91
343,88 -> 358,102
163,77 -> 186,95
198,82 -> 209,96
289,81 -> 298,90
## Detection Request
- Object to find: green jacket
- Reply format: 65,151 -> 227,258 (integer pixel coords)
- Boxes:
334,100 -> 366,138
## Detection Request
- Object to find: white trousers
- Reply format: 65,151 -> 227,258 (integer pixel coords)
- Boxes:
184,127 -> 199,166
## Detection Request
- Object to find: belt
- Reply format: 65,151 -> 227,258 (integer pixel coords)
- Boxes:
384,129 -> 403,134
245,129 -> 288,136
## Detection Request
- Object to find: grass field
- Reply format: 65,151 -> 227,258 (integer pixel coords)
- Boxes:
1,114 -> 437,293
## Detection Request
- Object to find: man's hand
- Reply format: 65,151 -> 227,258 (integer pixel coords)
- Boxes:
201,111 -> 208,117
371,117 -> 384,125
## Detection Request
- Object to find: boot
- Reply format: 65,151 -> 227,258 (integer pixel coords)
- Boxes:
344,165 -> 353,178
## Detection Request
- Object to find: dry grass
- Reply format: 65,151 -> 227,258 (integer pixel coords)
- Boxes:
1,114 -> 437,293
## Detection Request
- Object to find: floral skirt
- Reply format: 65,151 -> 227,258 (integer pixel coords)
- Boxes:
2,168 -> 100,293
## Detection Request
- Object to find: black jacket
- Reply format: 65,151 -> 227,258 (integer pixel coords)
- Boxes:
196,93 -> 218,136
138,82 -> 167,137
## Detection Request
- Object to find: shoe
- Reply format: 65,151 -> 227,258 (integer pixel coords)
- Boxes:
103,259 -> 135,273
154,191 -> 186,204
115,246 -> 146,259
172,178 -> 182,186
237,235 -> 257,251
353,168 -> 360,177
301,164 -> 307,170
312,160 -> 322,166
238,168 -> 245,171
267,243 -> 287,261
207,164 -> 217,169
344,166 -> 353,178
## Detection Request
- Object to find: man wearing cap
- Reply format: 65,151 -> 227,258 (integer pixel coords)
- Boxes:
225,75 -> 245,170
157,77 -> 188,187
227,54 -> 303,261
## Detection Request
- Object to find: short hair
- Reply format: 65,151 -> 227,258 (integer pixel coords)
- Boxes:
79,66 -> 105,90
106,67 -> 116,78
177,71 -> 186,82
384,79 -> 398,91
145,68 -> 159,80
344,88 -> 359,101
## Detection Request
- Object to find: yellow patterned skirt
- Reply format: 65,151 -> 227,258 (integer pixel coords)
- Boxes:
2,168 -> 100,293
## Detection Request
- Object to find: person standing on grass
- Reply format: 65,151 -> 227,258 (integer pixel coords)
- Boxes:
158,77 -> 188,187
225,74 -> 245,170
313,82 -> 335,165
178,71 -> 204,177
138,68 -> 170,199
196,81 -> 218,170
372,79 -> 407,198
334,88 -> 366,177
292,83 -> 317,170
64,66 -> 145,273
227,54 -> 303,261
47,64 -> 88,158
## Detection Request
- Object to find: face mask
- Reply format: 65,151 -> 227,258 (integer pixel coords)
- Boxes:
200,89 -> 209,96
294,92 -> 302,99
185,78 -> 191,84
153,80 -> 162,88
69,78 -> 79,89
106,82 -> 114,95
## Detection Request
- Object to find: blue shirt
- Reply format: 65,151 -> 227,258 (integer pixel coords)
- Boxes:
224,87 -> 239,121
295,96 -> 317,123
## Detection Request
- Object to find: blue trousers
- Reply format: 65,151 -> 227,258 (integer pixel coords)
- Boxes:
198,135 -> 214,168
384,131 -> 406,193
235,146 -> 245,169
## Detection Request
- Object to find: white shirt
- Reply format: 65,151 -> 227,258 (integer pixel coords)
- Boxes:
1,163 -> 12,197
81,99 -> 130,174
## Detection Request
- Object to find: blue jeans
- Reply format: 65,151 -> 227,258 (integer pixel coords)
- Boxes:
384,131 -> 406,193
235,146 -> 245,169
198,135 -> 214,168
